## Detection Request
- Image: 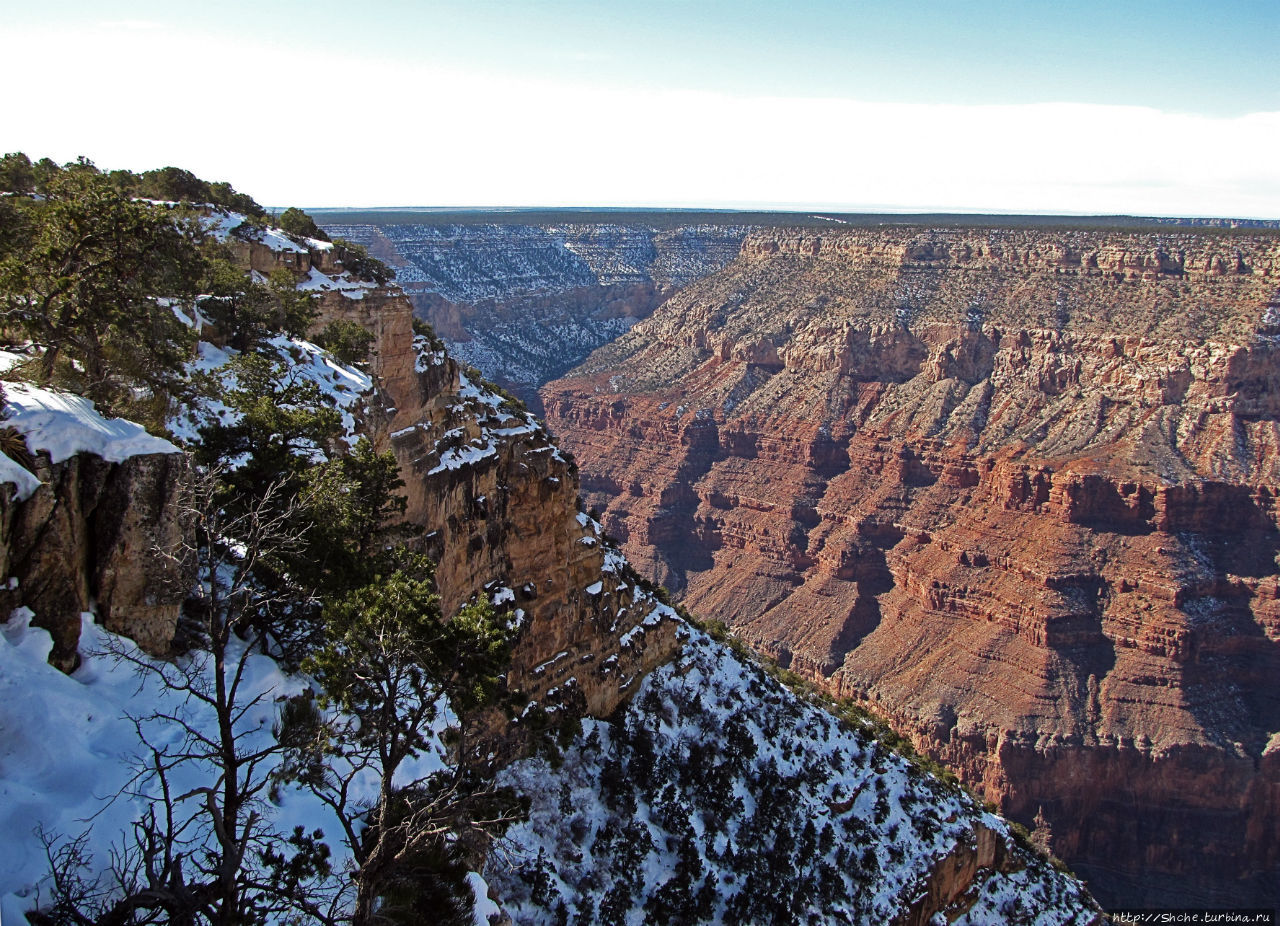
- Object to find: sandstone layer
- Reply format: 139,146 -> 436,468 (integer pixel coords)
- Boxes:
543,227 -> 1280,908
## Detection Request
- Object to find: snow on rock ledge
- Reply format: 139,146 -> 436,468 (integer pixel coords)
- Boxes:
3,381 -> 179,466
0,385 -> 192,670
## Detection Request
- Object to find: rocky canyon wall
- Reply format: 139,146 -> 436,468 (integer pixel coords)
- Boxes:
215,230 -> 685,739
0,447 -> 192,671
542,226 -> 1280,908
0,220 -> 1104,921
308,278 -> 681,755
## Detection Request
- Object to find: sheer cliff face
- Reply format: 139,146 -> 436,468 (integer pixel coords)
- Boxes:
542,227 -> 1280,908
320,222 -> 750,409
309,285 -> 681,752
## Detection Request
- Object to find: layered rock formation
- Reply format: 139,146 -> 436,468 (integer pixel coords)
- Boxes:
0,212 -> 1104,921
305,263 -> 682,747
225,231 -> 1100,916
543,227 -> 1280,908
321,222 -> 750,409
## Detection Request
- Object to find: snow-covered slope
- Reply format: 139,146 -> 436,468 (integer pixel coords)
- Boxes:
0,610 -> 473,924
168,334 -> 373,450
487,623 -> 1100,925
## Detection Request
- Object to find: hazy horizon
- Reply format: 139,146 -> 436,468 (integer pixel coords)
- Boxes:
300,204 -> 1279,221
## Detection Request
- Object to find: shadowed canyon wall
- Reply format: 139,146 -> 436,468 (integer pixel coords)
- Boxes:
542,227 -> 1280,908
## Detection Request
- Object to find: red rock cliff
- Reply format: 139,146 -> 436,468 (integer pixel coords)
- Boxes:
542,226 -> 1280,908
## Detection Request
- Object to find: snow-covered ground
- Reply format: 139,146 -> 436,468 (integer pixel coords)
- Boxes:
0,353 -> 182,501
0,611 -> 299,920
0,609 -> 474,924
2,381 -> 179,465
168,334 -> 373,451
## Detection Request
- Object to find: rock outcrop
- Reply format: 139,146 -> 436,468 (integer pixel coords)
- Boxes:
0,445 -> 192,670
542,226 -> 1280,907
308,276 -> 681,753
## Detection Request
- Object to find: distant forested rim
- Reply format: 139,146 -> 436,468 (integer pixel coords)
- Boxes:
1,152 -> 266,216
308,205 -> 1280,233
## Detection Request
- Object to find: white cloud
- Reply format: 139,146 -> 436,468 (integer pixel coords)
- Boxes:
3,24 -> 1277,216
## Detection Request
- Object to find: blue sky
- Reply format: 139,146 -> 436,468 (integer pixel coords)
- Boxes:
3,1 -> 1278,214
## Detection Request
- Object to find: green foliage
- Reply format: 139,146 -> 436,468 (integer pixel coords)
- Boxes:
313,320 -> 376,367
191,357 -> 401,637
296,438 -> 414,594
0,161 -> 203,421
372,836 -> 474,926
622,563 -> 674,606
193,351 -> 342,502
277,207 -> 329,242
0,152 -> 36,194
411,315 -> 445,351
108,163 -> 265,216
267,267 -> 319,338
307,553 -> 511,730
443,598 -> 514,713
258,826 -> 334,913
332,238 -> 393,285
197,256 -> 317,350
462,365 -> 527,416
198,255 -> 277,351
287,553 -> 515,921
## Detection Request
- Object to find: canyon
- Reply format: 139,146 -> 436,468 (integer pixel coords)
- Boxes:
542,226 -> 1280,909
319,220 -> 751,411
1,208 -> 1101,923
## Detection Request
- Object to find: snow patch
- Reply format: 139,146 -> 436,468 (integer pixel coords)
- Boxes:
2,382 -> 178,464
0,453 -> 39,501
